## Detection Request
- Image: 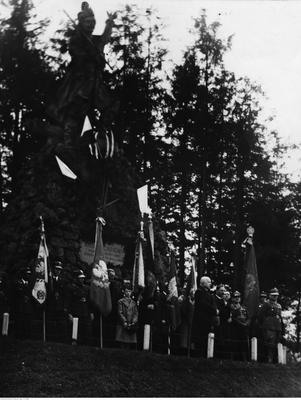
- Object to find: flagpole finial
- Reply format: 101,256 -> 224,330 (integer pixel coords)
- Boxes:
242,226 -> 254,248
96,216 -> 106,226
247,226 -> 255,237
39,216 -> 45,233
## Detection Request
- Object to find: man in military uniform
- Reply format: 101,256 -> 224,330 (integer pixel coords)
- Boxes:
46,261 -> 68,343
230,291 -> 250,361
152,286 -> 169,354
65,270 -> 93,345
258,287 -> 283,363
251,290 -> 267,362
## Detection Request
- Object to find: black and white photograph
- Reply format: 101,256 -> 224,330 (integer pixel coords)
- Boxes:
0,0 -> 301,397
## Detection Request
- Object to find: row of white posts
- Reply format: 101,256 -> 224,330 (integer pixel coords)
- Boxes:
0,314 -> 288,363
141,324 -> 287,364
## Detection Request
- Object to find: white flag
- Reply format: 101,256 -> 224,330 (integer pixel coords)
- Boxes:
55,156 -> 77,180
137,185 -> 148,214
81,116 -> 92,136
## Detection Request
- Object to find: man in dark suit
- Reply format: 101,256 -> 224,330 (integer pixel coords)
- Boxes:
214,284 -> 232,358
191,276 -> 219,357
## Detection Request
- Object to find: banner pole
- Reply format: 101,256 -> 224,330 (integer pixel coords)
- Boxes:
167,325 -> 171,355
43,310 -> 46,343
187,325 -> 191,358
100,314 -> 103,349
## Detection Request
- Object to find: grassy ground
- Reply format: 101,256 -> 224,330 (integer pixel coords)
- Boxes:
1,338 -> 301,397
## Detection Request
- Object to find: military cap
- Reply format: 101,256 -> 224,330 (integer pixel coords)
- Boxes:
54,261 -> 63,270
77,270 -> 86,279
122,279 -> 132,290
269,287 -> 279,296
260,291 -> 267,298
232,290 -> 241,297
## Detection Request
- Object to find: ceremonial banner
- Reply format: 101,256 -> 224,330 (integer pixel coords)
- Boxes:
242,228 -> 260,319
167,251 -> 178,301
132,233 -> 145,292
32,279 -> 47,305
89,217 -> 112,316
32,221 -> 49,304
147,216 -> 154,261
167,251 -> 182,331
188,254 -> 198,295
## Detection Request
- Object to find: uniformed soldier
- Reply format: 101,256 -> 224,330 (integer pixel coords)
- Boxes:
251,290 -> 267,362
46,261 -> 68,343
65,270 -> 93,345
258,287 -> 283,363
152,286 -> 169,354
230,291 -> 250,361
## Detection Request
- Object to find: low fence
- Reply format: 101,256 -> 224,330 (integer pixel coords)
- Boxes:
1,312 -> 287,364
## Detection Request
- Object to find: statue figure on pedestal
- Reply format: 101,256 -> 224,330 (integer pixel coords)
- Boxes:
48,2 -> 118,147
39,1 -> 119,181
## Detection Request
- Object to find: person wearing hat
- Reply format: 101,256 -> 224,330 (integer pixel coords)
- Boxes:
65,269 -> 93,345
250,290 -> 268,362
53,261 -> 63,279
258,287 -> 283,363
115,281 -> 138,349
230,290 -> 250,361
46,261 -> 69,343
151,284 -> 170,355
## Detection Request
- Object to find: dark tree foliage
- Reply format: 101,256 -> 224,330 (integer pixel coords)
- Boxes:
108,5 -> 168,180
0,2 -> 300,297
0,0 -> 55,192
156,11 -> 300,292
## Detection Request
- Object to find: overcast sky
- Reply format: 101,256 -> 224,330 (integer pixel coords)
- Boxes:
5,0 -> 301,179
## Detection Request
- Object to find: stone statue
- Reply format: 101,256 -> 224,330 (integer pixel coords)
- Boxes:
40,1 -> 119,178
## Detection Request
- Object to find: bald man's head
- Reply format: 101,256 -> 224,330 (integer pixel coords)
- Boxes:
200,276 -> 211,290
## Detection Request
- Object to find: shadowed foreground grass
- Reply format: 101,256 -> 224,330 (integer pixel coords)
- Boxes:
1,339 -> 301,397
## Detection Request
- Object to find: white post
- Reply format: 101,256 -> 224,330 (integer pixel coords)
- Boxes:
143,324 -> 151,350
72,317 -> 79,341
277,343 -> 284,364
2,313 -> 9,336
207,332 -> 214,359
251,337 -> 257,361
283,345 -> 287,365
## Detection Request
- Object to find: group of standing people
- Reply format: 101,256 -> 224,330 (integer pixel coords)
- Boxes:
0,264 -> 139,348
190,276 -> 284,363
0,264 -> 285,363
